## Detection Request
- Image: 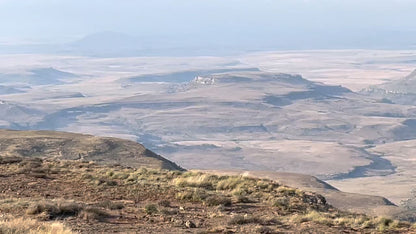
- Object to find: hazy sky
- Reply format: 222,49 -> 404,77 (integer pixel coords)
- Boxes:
0,0 -> 415,49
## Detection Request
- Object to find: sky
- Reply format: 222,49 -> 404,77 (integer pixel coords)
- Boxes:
0,0 -> 415,50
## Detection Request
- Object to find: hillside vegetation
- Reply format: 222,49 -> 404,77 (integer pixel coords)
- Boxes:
0,156 -> 414,233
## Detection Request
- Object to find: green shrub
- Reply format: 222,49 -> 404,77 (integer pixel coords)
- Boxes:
144,204 -> 158,215
277,187 -> 297,196
272,197 -> 290,209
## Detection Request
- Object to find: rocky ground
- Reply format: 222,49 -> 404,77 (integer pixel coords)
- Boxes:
0,156 -> 415,233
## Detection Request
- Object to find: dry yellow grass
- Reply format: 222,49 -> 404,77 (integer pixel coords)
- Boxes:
0,217 -> 73,234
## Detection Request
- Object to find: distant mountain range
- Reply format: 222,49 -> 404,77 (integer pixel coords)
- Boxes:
2,30 -> 416,57
0,67 -> 77,86
0,31 -> 245,57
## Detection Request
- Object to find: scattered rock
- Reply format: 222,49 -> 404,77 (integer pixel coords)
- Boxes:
173,219 -> 183,227
185,220 -> 196,228
303,192 -> 327,206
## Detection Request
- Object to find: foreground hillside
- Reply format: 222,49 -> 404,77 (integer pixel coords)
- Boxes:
0,157 -> 415,233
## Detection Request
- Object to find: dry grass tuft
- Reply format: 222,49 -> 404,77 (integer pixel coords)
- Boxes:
176,189 -> 208,202
204,195 -> 232,207
216,177 -> 247,190
0,217 -> 73,234
235,195 -> 252,203
26,201 -> 82,220
174,174 -> 217,190
228,215 -> 263,225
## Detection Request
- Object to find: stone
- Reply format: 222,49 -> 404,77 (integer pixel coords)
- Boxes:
185,220 -> 196,228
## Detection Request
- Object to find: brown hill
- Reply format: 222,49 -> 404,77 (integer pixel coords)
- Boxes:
0,129 -> 182,171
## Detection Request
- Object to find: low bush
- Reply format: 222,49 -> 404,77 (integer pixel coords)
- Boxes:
26,202 -> 82,219
158,200 -> 171,207
204,195 -> 232,207
228,215 -> 262,225
272,197 -> 290,210
174,174 -> 216,190
216,177 -> 246,190
176,189 -> 208,202
235,195 -> 252,203
144,204 -> 158,215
